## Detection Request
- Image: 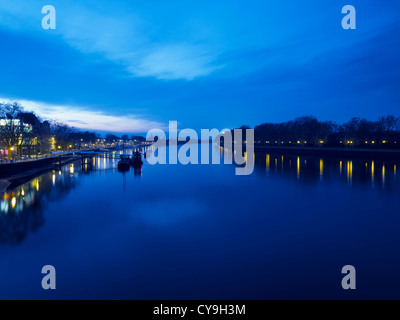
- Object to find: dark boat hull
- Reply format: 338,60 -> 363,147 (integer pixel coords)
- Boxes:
130,159 -> 143,167
118,161 -> 131,172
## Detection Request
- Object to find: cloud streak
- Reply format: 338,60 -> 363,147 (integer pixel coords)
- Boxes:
0,1 -> 222,80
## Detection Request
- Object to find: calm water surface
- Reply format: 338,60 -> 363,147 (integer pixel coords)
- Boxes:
1,146 -> 400,299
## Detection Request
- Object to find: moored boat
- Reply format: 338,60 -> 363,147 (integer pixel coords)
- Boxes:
118,156 -> 131,171
130,151 -> 143,166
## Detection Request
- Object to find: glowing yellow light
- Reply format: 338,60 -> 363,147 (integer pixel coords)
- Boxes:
372,141 -> 375,144
371,161 -> 375,183
297,141 -> 301,144
340,161 -> 343,175
36,181 -> 39,191
319,141 -> 324,144
52,174 -> 56,185
350,161 -> 353,180
266,154 -> 270,171
382,164 -> 386,184
347,161 -> 353,184
21,189 -> 25,197
297,157 -> 300,179
383,141 -> 387,144
70,164 -> 74,174
11,197 -> 16,208
320,159 -> 324,177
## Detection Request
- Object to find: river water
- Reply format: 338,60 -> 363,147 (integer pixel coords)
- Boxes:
0,145 -> 399,299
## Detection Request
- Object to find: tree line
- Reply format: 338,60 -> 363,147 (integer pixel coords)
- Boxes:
231,115 -> 400,148
0,102 -> 143,160
0,102 -> 102,159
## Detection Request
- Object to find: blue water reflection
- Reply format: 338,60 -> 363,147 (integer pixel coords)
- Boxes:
0,145 -> 400,299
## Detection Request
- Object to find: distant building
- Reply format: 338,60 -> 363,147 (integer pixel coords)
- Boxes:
0,119 -> 33,159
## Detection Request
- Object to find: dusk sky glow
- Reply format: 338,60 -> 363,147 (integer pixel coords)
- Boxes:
0,0 -> 399,134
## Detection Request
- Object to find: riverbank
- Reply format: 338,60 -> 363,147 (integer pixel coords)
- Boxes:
0,145 -> 152,193
254,145 -> 400,160
0,156 -> 80,193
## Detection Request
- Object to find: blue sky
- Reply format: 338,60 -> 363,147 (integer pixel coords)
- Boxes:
0,0 -> 399,134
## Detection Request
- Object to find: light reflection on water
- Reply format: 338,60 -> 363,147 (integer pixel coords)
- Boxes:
254,152 -> 398,190
2,147 -> 399,218
0,145 -> 400,299
0,147 -> 149,242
